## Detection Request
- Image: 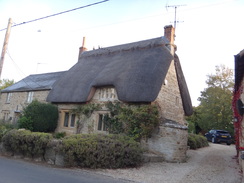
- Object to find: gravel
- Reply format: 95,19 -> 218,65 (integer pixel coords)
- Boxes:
91,143 -> 243,183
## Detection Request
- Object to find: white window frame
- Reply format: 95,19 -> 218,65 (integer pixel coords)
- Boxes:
27,91 -> 34,103
6,93 -> 12,103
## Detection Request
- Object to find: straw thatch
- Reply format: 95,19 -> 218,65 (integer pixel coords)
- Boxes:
47,37 -> 173,103
174,54 -> 193,116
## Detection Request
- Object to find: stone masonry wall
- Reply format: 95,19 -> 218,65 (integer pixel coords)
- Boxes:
143,121 -> 188,162
155,60 -> 185,125
0,90 -> 49,123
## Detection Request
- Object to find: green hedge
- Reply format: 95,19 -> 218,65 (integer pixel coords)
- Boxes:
2,129 -> 52,158
61,134 -> 144,168
188,133 -> 209,150
18,100 -> 58,132
0,123 -> 14,142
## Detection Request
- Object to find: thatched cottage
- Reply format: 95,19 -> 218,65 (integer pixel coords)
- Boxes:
233,49 -> 244,174
0,25 -> 193,162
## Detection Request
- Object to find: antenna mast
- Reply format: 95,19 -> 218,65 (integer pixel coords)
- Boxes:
166,5 -> 186,30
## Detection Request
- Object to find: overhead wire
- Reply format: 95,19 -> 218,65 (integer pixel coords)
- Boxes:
0,0 -> 109,32
6,49 -> 40,88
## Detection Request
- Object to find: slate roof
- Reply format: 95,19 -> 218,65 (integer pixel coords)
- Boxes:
1,71 -> 66,92
47,37 -> 174,103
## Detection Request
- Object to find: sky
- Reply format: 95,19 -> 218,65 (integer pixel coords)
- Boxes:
0,0 -> 243,106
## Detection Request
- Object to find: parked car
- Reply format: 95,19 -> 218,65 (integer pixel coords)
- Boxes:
205,130 -> 232,145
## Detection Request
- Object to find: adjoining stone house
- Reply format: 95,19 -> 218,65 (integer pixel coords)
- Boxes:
232,49 -> 244,175
0,25 -> 193,162
0,71 -> 65,124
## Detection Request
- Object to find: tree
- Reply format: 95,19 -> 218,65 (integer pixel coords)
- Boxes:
0,79 -> 14,90
189,65 -> 234,135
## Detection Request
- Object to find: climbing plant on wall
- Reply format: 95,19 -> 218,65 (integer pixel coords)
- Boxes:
105,101 -> 160,140
72,103 -> 101,133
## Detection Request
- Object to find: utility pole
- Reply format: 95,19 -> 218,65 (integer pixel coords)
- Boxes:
166,5 -> 186,30
0,18 -> 13,79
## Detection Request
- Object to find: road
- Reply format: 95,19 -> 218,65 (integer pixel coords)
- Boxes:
0,143 -> 242,183
0,155 -> 130,183
92,143 -> 243,183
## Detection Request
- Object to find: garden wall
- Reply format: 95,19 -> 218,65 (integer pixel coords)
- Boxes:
142,120 -> 188,162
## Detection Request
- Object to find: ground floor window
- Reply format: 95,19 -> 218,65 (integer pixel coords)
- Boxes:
62,111 -> 76,128
1,110 -> 10,122
97,113 -> 109,131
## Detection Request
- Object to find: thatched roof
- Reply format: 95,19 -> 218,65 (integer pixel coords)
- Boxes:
1,71 -> 66,92
174,54 -> 193,116
47,37 -> 173,103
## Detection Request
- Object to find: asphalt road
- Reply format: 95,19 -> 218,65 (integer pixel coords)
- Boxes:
0,156 -> 131,183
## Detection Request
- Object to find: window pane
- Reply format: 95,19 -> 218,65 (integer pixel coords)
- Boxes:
27,92 -> 34,103
98,114 -> 103,131
64,112 -> 69,127
6,93 -> 12,103
70,114 -> 76,127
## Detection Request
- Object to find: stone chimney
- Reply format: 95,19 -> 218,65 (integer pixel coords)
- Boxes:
78,37 -> 87,59
164,25 -> 176,54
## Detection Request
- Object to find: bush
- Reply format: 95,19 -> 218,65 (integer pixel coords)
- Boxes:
188,133 -> 209,150
2,129 -> 52,158
0,123 -> 15,142
61,134 -> 143,168
18,100 -> 58,132
53,132 -> 66,139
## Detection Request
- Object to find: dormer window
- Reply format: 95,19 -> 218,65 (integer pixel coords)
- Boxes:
97,87 -> 117,101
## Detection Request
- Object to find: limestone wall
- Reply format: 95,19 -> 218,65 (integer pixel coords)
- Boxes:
0,90 -> 49,123
155,60 -> 185,125
142,120 -> 188,163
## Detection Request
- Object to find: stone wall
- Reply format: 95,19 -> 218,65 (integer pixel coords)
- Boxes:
0,90 -> 49,123
142,120 -> 188,163
155,60 -> 185,125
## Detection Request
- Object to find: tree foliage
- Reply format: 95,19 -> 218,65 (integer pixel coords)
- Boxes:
0,79 -> 14,90
187,65 -> 234,135
18,100 -> 58,132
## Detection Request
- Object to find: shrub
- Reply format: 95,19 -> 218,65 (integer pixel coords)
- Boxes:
53,132 -> 66,139
188,133 -> 209,150
61,134 -> 143,168
0,123 -> 15,142
2,129 -> 52,158
18,100 -> 58,132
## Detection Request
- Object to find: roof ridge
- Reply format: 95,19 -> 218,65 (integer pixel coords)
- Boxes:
79,36 -> 168,58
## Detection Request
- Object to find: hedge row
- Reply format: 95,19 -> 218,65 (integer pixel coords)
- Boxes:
1,130 -> 143,169
188,133 -> 209,150
0,123 -> 15,142
62,134 -> 143,168
2,129 -> 52,158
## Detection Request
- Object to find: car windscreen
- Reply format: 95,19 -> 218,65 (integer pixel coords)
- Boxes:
216,130 -> 229,134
